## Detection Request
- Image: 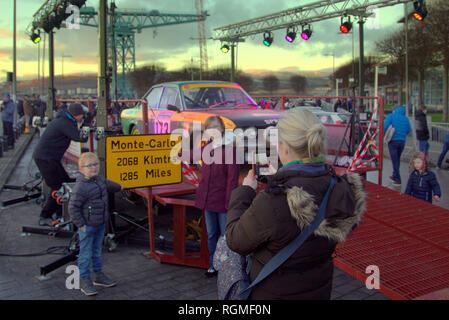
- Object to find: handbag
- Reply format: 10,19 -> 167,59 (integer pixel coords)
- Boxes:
384,125 -> 395,143
214,176 -> 338,300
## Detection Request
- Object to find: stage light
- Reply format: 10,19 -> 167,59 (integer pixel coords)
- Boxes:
263,31 -> 273,47
340,16 -> 352,34
301,25 -> 312,40
221,44 -> 230,53
30,30 -> 41,44
413,0 -> 427,21
285,27 -> 296,43
69,0 -> 87,7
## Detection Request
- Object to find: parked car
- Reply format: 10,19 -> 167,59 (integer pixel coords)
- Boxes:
311,110 -> 349,125
120,81 -> 281,162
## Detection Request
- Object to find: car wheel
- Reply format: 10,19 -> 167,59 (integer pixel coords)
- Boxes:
130,125 -> 140,135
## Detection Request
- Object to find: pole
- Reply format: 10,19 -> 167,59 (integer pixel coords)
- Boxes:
375,66 -> 379,113
97,0 -> 109,177
404,3 -> 409,116
358,17 -> 365,98
111,1 -> 118,101
47,31 -> 55,120
12,0 -> 17,124
230,43 -> 235,82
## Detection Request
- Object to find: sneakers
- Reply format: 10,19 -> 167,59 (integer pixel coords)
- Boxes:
389,176 -> 401,186
93,273 -> 116,287
204,267 -> 217,278
80,278 -> 98,296
38,217 -> 53,227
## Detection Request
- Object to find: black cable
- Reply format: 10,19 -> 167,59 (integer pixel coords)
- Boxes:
0,245 -> 70,257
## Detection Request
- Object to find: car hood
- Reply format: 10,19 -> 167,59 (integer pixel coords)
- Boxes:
199,107 -> 281,128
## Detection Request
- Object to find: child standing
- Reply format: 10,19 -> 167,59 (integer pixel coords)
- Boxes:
194,116 -> 240,278
68,152 -> 123,296
405,151 -> 441,204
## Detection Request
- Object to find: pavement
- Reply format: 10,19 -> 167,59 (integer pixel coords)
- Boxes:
1,130 -> 448,301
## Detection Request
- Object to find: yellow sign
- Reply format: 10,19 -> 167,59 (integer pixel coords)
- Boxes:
106,134 -> 182,188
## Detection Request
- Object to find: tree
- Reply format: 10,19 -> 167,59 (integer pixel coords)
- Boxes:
129,64 -> 167,97
426,0 -> 449,122
262,75 -> 279,94
235,72 -> 254,93
376,29 -> 406,105
407,21 -> 440,108
289,74 -> 307,94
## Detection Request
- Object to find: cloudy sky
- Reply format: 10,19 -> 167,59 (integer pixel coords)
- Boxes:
0,0 -> 414,81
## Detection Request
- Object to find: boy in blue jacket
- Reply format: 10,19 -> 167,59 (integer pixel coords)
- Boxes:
405,151 -> 441,204
384,106 -> 411,185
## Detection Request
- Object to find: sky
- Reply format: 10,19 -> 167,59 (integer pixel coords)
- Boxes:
0,0 -> 414,81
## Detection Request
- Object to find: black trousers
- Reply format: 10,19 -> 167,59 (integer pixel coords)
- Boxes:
34,158 -> 75,219
2,121 -> 14,147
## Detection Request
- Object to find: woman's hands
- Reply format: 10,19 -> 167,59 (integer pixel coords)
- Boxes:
243,169 -> 258,190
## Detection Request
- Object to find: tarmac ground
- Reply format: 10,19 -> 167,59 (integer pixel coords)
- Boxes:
0,130 -> 448,301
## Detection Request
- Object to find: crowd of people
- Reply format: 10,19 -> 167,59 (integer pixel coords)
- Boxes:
2,92 -> 449,300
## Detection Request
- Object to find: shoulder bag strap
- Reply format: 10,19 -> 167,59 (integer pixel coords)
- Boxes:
243,176 -> 338,293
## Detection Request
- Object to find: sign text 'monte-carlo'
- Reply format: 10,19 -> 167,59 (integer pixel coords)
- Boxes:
110,137 -> 177,151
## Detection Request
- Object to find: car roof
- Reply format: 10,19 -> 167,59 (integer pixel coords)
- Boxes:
156,80 -> 239,87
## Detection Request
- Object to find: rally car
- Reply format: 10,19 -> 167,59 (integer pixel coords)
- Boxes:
120,81 -> 281,161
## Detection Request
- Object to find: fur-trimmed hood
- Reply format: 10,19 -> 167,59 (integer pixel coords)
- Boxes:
266,166 -> 367,243
286,172 -> 366,243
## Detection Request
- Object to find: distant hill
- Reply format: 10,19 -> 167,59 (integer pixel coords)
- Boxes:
6,68 -> 331,97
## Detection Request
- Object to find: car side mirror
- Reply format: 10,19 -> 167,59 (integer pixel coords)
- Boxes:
167,104 -> 181,113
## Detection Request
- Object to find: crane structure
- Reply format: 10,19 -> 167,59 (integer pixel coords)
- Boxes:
78,4 -> 207,98
195,0 -> 209,75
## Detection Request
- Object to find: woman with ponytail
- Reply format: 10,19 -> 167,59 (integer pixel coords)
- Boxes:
225,108 -> 367,300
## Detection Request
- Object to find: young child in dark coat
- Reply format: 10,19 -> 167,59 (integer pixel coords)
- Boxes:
68,152 -> 123,296
405,151 -> 441,204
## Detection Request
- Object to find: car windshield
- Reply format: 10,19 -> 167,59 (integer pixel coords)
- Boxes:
182,84 -> 257,109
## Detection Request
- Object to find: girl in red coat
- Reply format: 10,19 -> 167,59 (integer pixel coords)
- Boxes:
194,116 -> 240,277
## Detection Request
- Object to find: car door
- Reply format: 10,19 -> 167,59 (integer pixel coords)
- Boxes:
140,86 -> 163,134
156,86 -> 182,134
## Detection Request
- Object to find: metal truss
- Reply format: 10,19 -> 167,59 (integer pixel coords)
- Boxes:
213,0 -> 411,41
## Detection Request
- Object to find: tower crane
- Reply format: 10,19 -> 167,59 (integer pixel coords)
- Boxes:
195,0 -> 209,76
78,2 -> 207,98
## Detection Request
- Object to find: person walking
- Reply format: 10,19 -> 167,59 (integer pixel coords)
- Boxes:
1,93 -> 15,150
194,116 -> 240,278
437,133 -> 449,169
225,108 -> 366,300
33,103 -> 89,226
415,106 -> 430,156
384,106 -> 411,186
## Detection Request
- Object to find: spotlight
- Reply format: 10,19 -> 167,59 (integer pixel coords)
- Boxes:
301,25 -> 312,40
263,31 -> 273,47
69,0 -> 87,7
285,27 -> 296,43
30,30 -> 41,44
413,0 -> 427,21
340,16 -> 352,34
221,44 -> 230,53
